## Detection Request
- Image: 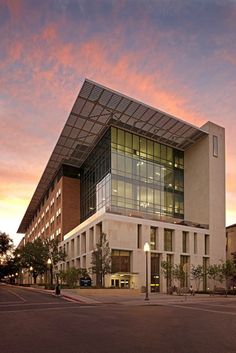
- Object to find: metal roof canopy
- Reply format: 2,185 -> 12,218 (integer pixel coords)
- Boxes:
17,79 -> 208,233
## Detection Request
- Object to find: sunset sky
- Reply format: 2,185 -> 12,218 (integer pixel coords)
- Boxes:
1,0 -> 236,246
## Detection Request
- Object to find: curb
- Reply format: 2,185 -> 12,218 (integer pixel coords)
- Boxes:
59,294 -> 83,303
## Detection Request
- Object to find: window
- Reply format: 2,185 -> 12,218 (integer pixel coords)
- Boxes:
56,208 -> 61,217
137,224 -> 142,249
164,229 -> 173,251
182,231 -> 189,253
203,257 -> 209,291
81,232 -> 86,254
56,189 -> 61,198
150,227 -> 157,250
180,255 -> 190,287
213,135 -> 218,157
111,250 -> 131,273
89,227 -> 94,251
77,235 -> 80,255
166,254 -> 173,289
194,233 -> 197,254
204,234 -> 209,255
56,228 -> 61,237
151,253 -> 160,292
110,127 -> 184,222
71,239 -> 75,257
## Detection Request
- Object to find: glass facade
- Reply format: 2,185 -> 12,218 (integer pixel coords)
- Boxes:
111,127 -> 184,220
80,129 -> 111,221
80,126 -> 184,223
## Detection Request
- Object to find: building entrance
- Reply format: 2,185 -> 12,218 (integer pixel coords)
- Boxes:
111,276 -> 130,288
151,253 -> 160,292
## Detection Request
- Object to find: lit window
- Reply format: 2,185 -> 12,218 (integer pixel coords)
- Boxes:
164,229 -> 173,252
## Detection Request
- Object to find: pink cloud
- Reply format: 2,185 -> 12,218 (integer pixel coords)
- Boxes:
1,6 -> 236,241
8,41 -> 23,61
3,0 -> 24,22
41,24 -> 57,41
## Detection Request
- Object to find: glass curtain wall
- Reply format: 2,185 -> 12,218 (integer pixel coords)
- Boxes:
80,126 -> 184,223
80,129 -> 111,221
111,127 -> 184,220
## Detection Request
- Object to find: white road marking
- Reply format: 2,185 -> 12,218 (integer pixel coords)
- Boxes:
169,303 -> 236,316
0,301 -> 65,307
0,305 -> 95,314
3,287 -> 26,303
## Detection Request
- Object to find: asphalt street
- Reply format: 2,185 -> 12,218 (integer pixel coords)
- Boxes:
1,284 -> 236,353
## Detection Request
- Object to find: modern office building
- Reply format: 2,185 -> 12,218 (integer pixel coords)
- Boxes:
18,79 -> 226,292
226,224 -> 236,260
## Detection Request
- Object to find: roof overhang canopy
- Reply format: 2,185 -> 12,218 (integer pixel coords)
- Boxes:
18,79 -> 208,233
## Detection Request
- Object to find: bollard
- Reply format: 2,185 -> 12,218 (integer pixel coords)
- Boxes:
55,284 -> 60,295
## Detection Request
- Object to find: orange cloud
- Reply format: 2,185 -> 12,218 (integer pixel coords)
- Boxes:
1,6 -> 236,244
41,24 -> 57,41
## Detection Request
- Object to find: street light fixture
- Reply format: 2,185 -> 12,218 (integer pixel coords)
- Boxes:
144,242 -> 150,301
29,266 -> 33,285
47,258 -> 53,285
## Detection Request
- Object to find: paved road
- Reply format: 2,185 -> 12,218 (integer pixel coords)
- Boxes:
1,284 -> 236,353
0,283 -> 79,311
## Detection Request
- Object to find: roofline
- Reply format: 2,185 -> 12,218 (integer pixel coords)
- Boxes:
85,78 -> 207,135
17,78 -> 209,234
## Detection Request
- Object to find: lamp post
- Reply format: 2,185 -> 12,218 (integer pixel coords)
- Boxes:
29,266 -> 33,285
47,258 -> 53,285
21,269 -> 24,285
144,242 -> 150,301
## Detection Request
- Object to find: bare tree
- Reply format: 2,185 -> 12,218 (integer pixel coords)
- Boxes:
90,233 -> 111,287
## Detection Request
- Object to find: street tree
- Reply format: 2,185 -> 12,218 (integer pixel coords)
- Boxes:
18,238 -> 66,284
231,252 -> 236,286
44,239 -> 66,285
190,264 -> 204,292
90,233 -> 111,287
19,239 -> 48,283
59,267 -> 89,288
161,260 -> 174,293
172,264 -> 186,291
207,264 -> 222,291
0,231 -> 13,256
44,239 -> 66,266
1,256 -> 21,282
220,259 -> 236,294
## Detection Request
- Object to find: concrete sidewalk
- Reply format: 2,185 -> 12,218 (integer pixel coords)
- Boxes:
60,288 -> 236,306
11,285 -> 236,306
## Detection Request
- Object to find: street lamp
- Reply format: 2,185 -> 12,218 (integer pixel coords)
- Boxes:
29,266 -> 33,285
21,269 -> 24,285
144,242 -> 150,301
47,258 -> 53,285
